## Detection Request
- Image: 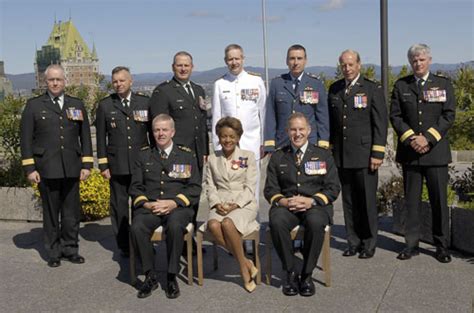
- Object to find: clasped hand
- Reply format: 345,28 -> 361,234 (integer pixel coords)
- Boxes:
144,200 -> 178,215
215,202 -> 239,216
279,195 -> 313,212
410,134 -> 430,154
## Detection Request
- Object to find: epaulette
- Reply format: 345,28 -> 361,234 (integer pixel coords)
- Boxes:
65,94 -> 81,101
277,144 -> 290,151
134,92 -> 148,97
363,76 -> 378,83
306,72 -> 320,79
177,145 -> 192,153
247,71 -> 261,77
215,74 -> 226,81
140,146 -> 150,151
159,80 -> 171,86
433,72 -> 449,79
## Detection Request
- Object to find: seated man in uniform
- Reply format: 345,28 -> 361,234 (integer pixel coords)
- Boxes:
129,114 -> 202,299
264,112 -> 340,297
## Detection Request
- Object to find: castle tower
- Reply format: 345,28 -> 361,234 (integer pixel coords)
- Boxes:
34,19 -> 99,90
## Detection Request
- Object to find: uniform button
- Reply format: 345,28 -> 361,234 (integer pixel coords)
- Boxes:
60,126 -> 63,129
128,146 -> 132,149
128,136 -> 131,139
343,136 -> 347,140
297,171 -> 301,175
127,126 -> 130,130
343,115 -> 347,119
60,146 -> 64,149
160,181 -> 164,185
419,122 -> 422,125
162,171 -> 165,174
145,169 -> 149,172
59,117 -> 63,120
126,117 -> 130,120
419,100 -> 422,103
419,111 -> 422,115
344,105 -> 347,108
195,126 -> 198,130
297,183 -> 301,187
42,117 -> 45,120
343,126 -> 347,130
293,100 -> 296,103
160,191 -> 164,195
194,116 -> 197,120
179,106 -> 183,109
292,110 -> 296,113
60,136 -> 64,139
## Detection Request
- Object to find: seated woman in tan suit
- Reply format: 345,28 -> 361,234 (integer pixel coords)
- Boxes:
206,117 -> 259,292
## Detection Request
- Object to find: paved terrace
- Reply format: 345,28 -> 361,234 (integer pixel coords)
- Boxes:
1,163 -> 473,313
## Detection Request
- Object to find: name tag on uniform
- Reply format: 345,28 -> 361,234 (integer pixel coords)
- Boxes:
423,89 -> 446,102
169,164 -> 192,178
299,87 -> 319,104
133,110 -> 149,122
66,107 -> 84,121
354,94 -> 368,109
241,89 -> 259,102
304,161 -> 327,175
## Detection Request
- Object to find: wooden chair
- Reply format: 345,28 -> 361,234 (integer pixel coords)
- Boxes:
265,225 -> 331,287
129,223 -> 194,286
196,223 -> 261,286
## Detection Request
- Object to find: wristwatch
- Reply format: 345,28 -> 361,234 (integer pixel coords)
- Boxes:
311,198 -> 317,207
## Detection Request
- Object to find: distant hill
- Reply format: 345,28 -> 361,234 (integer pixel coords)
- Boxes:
7,61 -> 473,92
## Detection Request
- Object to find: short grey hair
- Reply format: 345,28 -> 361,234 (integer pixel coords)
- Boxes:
152,113 -> 175,129
286,112 -> 310,129
44,64 -> 65,78
407,44 -> 431,61
339,49 -> 361,63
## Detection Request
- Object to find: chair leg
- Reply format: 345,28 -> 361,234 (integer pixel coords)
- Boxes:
265,230 -> 272,285
186,234 -> 193,285
213,242 -> 218,271
129,232 -> 137,286
252,238 -> 261,285
322,230 -> 331,287
196,231 -> 204,286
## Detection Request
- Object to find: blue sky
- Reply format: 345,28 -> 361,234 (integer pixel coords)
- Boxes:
1,0 -> 473,75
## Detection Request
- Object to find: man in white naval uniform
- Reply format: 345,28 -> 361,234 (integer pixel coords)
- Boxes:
212,44 -> 266,189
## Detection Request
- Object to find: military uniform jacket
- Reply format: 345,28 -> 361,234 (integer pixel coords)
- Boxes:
264,144 -> 340,222
96,92 -> 150,175
328,76 -> 388,168
212,70 -> 266,160
20,93 -> 93,179
390,73 -> 455,166
149,78 -> 209,168
264,72 -> 330,152
129,145 -> 202,211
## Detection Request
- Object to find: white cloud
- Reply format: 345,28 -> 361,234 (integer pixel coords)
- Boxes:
319,0 -> 345,11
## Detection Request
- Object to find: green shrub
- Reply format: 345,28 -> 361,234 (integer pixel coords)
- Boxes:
32,168 -> 110,221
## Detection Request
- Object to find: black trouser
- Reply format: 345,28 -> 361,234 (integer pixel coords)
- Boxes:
191,163 -> 203,234
39,178 -> 81,259
269,206 -> 330,275
130,207 -> 194,274
338,167 -> 379,251
402,165 -> 449,248
109,174 -> 132,253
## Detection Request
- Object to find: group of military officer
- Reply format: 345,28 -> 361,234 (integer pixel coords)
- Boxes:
20,42 -> 455,299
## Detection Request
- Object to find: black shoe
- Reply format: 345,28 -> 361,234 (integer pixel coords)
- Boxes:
47,258 -> 61,268
397,247 -> 419,260
342,246 -> 359,257
165,274 -> 180,299
435,247 -> 452,263
359,249 -> 375,259
62,254 -> 85,264
137,271 -> 159,299
299,274 -> 315,297
282,271 -> 299,296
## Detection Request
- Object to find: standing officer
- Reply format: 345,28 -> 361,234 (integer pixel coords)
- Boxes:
149,51 -> 208,239
264,44 -> 329,153
95,66 -> 150,257
212,43 -> 266,195
328,49 -> 388,259
20,64 -> 93,267
264,113 -> 340,297
130,114 -> 202,299
390,44 -> 455,263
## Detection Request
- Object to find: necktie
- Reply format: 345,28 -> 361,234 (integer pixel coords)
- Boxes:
295,149 -> 303,166
53,96 -> 61,109
294,79 -> 299,93
160,150 -> 168,160
185,83 -> 194,99
417,79 -> 425,93
122,99 -> 129,107
345,82 -> 353,95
